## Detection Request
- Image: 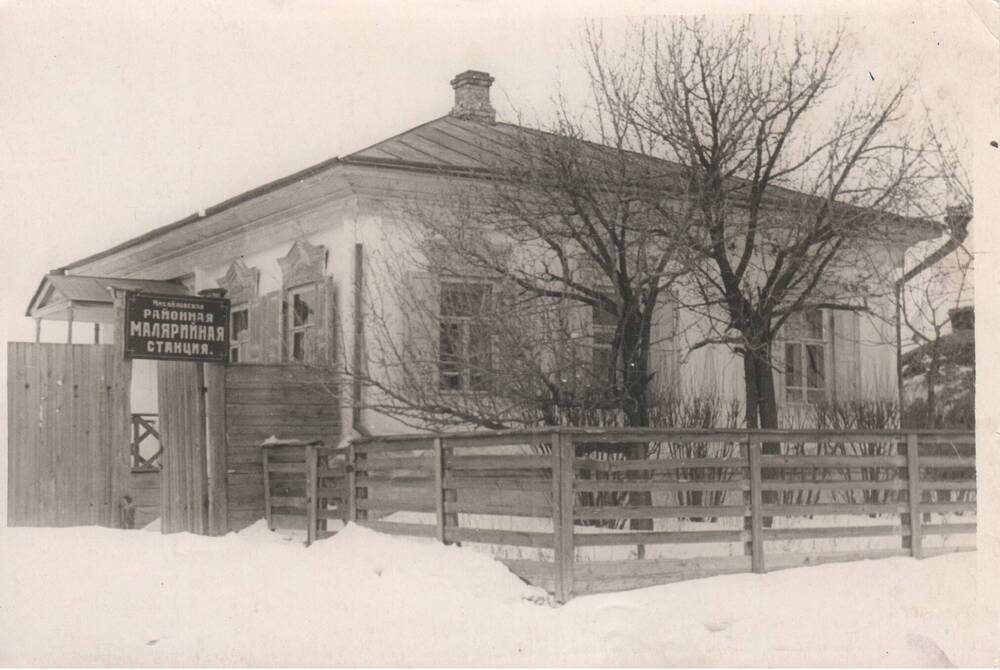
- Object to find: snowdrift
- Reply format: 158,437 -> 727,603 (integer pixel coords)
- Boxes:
0,521 -> 986,666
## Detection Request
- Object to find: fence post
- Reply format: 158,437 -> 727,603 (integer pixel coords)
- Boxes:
746,434 -> 766,573
263,448 -> 273,531
346,443 -> 357,523
552,431 -> 575,603
306,443 -> 318,547
434,437 -> 446,544
905,432 -> 923,559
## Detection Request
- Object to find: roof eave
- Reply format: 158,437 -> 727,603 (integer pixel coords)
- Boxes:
61,155 -> 345,273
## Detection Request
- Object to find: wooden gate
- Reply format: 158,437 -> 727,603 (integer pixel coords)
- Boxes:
224,364 -> 341,531
6,342 -> 131,527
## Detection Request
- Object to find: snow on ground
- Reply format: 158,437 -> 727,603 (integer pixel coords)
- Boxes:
0,522 -> 989,667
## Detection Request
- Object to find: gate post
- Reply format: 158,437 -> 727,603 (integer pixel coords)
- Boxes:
552,431 -> 574,603
905,432 -> 924,559
110,290 -> 133,528
746,434 -> 766,573
204,362 -> 228,535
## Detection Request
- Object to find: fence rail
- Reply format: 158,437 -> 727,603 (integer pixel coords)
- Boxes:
262,428 -> 976,602
130,413 -> 162,471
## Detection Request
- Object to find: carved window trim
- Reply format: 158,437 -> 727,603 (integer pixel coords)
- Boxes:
215,260 -> 260,306
278,239 -> 327,290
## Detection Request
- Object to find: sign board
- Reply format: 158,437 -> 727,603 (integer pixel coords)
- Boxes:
123,292 -> 230,362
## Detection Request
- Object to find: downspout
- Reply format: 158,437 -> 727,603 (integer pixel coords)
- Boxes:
352,242 -> 370,438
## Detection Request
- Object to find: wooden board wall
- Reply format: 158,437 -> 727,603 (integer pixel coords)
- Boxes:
224,364 -> 341,531
7,343 -> 130,527
157,361 -> 209,534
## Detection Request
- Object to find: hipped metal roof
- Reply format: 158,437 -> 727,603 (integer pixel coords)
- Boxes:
40,112 -> 942,309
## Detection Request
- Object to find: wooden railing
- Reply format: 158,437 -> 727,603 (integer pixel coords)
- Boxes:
262,428 -> 976,602
130,413 -> 162,471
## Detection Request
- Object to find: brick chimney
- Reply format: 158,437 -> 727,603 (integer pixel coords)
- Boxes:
450,70 -> 495,123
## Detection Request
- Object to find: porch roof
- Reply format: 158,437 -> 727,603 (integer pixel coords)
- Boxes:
27,274 -> 191,323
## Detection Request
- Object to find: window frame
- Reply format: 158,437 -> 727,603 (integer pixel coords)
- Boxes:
286,283 -> 319,363
437,280 -> 494,393
229,303 -> 250,364
783,309 -> 828,405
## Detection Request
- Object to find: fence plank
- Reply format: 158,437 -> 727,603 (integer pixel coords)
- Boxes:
918,502 -> 977,514
906,433 -> 923,558
445,527 -> 554,549
576,457 -> 744,472
346,443 -> 357,523
447,455 -> 552,471
918,481 -> 976,491
574,530 -> 746,547
433,438 -> 445,543
575,505 -> 750,519
204,362 -> 228,536
444,500 -> 551,517
574,480 -> 749,493
556,433 -> 575,602
356,520 -> 437,538
766,548 -> 909,571
763,480 -> 907,492
920,457 -> 975,468
747,437 -> 765,573
306,444 -> 318,546
759,455 -> 907,468
763,525 -> 908,541
575,555 -> 751,580
445,476 -> 551,492
920,523 -> 976,536
760,503 -> 908,516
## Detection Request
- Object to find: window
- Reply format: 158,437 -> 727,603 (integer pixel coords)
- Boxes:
784,309 -> 826,404
229,305 -> 249,363
286,284 -> 317,362
439,282 -> 492,391
591,301 -> 617,385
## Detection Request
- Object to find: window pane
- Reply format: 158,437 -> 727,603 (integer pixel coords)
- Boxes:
230,346 -> 240,363
805,310 -> 824,339
592,303 -> 617,328
468,323 -> 492,391
785,343 -> 800,389
231,309 -> 249,342
593,328 -> 615,346
292,331 -> 305,361
439,322 -> 462,390
441,283 -> 490,317
787,388 -> 803,402
593,346 -> 614,386
806,344 -> 825,389
292,290 -> 315,327
807,388 -> 825,404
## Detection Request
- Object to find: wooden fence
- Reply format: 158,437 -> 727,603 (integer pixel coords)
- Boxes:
7,342 -> 131,528
262,428 -> 976,602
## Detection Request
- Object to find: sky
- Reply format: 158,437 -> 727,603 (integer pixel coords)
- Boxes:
0,0 -> 996,342
1,0 -> 996,341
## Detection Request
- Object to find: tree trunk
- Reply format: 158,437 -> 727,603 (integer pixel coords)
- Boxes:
743,338 -> 780,526
621,311 -> 653,532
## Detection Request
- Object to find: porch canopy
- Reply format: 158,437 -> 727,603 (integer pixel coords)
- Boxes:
27,273 -> 191,325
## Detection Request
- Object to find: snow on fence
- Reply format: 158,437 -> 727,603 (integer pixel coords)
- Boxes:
260,428 -> 976,602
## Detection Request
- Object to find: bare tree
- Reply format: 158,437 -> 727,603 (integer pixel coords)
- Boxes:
895,121 -> 974,428
357,101 -> 693,432
355,17 -> 954,445
581,18 -> 945,435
